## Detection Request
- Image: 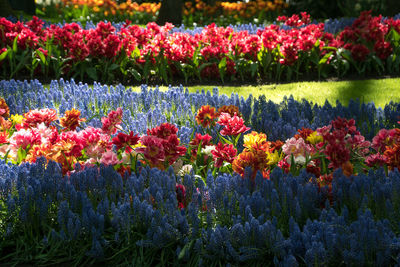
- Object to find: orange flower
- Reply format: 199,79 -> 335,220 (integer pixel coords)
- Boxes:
342,161 -> 354,176
232,150 -> 269,179
0,97 -> 10,118
384,143 -> 400,171
243,131 -> 270,152
195,105 -> 217,128
60,108 -> 86,131
44,140 -> 78,174
217,105 -> 242,118
0,117 -> 12,131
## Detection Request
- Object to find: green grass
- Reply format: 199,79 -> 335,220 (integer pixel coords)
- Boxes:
132,78 -> 400,108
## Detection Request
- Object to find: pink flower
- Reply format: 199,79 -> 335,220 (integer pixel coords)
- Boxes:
365,153 -> 387,167
101,108 -> 123,135
217,112 -> 250,136
282,137 -> 311,158
10,128 -> 41,150
100,150 -> 121,165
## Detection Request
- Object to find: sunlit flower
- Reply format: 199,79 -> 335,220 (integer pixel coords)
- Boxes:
9,128 -> 41,150
189,133 -> 212,159
101,107 -> 123,135
217,112 -> 250,136
0,97 -> 10,118
60,108 -> 86,131
112,131 -> 140,152
10,114 -> 23,125
243,131 -> 268,151
22,108 -> 58,128
384,143 -> 400,171
217,105 -> 242,117
282,137 -> 310,158
232,150 -> 269,179
195,105 -> 217,128
0,117 -> 12,131
0,131 -> 8,144
147,122 -> 178,139
211,142 -> 237,168
266,150 -> 282,166
201,145 -> 216,156
136,135 -> 165,169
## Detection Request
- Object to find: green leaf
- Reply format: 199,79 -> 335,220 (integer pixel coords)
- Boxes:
0,50 -> 8,61
340,49 -> 353,62
250,62 -> 258,77
109,63 -> 120,71
131,47 -> 141,58
318,52 -> 333,65
218,57 -> 227,70
36,49 -> 46,64
17,147 -> 27,164
179,240 -> 194,260
314,39 -> 320,48
198,62 -> 213,73
86,67 -> 98,80
159,62 -> 168,83
322,46 -> 338,51
129,68 -> 142,81
12,35 -> 18,53
219,134 -> 232,145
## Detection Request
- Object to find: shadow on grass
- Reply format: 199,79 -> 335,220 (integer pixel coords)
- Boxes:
334,79 -> 376,106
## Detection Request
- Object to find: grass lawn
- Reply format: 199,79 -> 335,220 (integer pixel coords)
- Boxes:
131,77 -> 400,108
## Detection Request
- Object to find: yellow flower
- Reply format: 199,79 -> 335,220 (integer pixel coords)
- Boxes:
9,114 -> 23,125
266,150 -> 282,166
306,131 -> 323,145
243,131 -> 267,151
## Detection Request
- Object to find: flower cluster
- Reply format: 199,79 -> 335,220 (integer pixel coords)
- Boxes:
1,12 -> 400,83
0,99 -> 188,176
56,0 -> 287,26
2,80 -> 400,265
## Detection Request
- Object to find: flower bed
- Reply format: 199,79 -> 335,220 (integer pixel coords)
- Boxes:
1,78 -> 400,265
1,11 -> 400,84
42,0 -> 287,26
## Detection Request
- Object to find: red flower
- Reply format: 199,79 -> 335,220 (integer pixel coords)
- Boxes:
217,112 -> 250,136
176,184 -> 186,209
136,135 -> 165,169
112,131 -> 140,152
0,131 -> 8,144
195,105 -> 217,128
147,122 -> 178,139
23,108 -> 58,128
374,40 -> 392,60
350,44 -> 370,62
189,133 -> 212,159
211,142 -> 237,168
294,128 -> 314,141
162,134 -> 187,165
